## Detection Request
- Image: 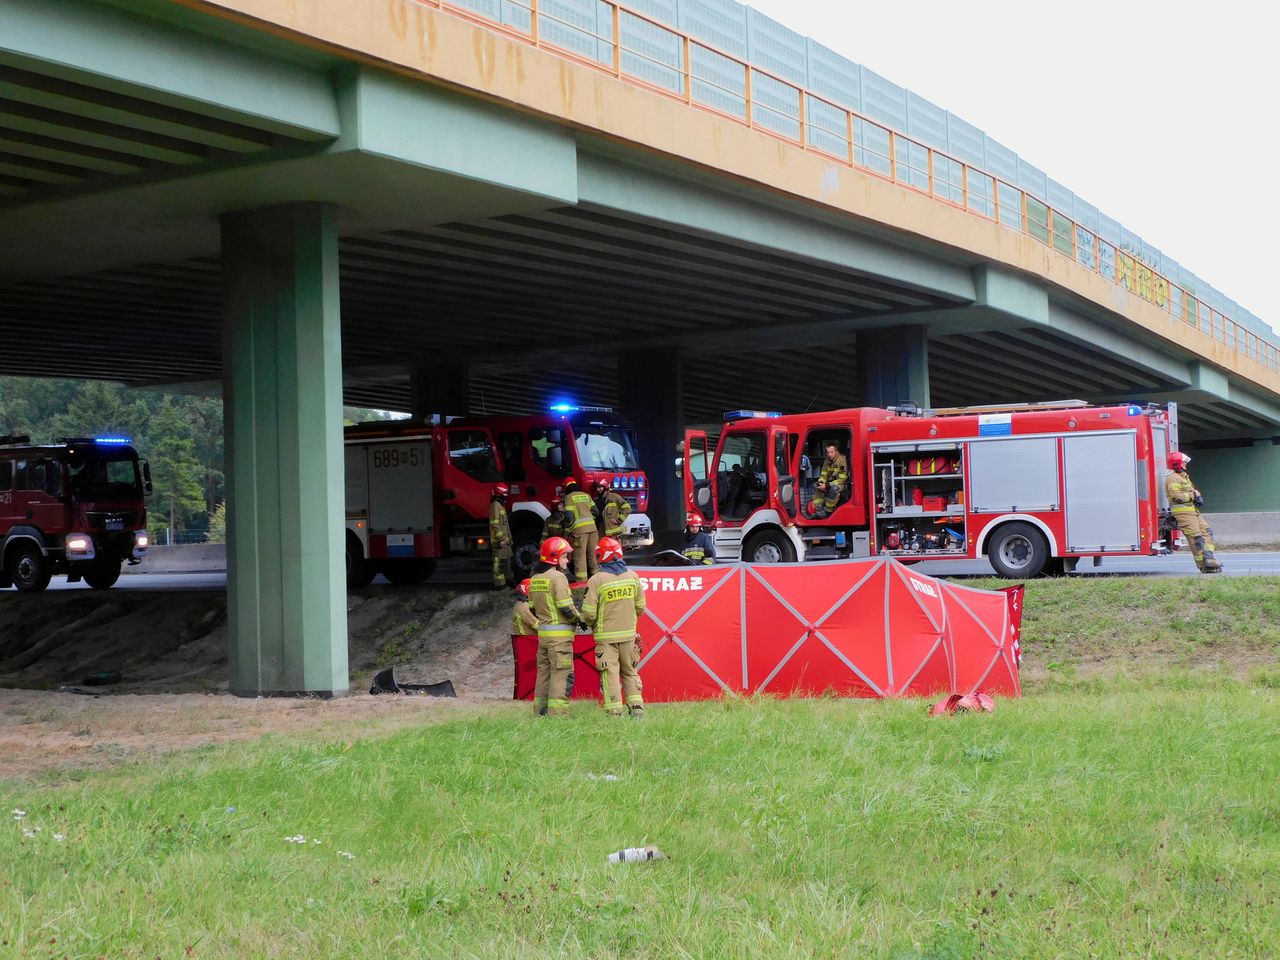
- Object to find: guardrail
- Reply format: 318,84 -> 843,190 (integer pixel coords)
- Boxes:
414,0 -> 1278,376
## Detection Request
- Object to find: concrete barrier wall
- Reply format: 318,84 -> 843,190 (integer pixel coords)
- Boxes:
124,544 -> 227,574
1202,513 -> 1280,546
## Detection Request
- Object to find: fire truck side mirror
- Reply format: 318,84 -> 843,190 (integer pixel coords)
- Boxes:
674,456 -> 684,480
141,459 -> 154,496
695,485 -> 711,513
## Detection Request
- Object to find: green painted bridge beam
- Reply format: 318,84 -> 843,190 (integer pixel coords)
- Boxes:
2,0 -> 340,140
222,202 -> 347,697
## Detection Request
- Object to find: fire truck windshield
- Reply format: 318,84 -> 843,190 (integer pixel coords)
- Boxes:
69,451 -> 141,501
572,419 -> 640,471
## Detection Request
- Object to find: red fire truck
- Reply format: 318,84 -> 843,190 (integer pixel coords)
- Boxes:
680,401 -> 1178,578
344,405 -> 652,586
0,435 -> 151,593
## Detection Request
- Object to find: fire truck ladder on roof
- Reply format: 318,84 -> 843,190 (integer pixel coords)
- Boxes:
919,400 -> 1093,418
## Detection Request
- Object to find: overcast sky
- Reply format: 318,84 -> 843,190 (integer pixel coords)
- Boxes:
741,0 -> 1279,332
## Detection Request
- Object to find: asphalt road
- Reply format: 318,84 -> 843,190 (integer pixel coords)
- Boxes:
24,550 -> 1280,593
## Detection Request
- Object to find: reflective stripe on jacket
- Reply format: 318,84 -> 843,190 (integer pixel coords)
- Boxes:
582,568 -> 646,642
818,453 -> 849,489
489,500 -> 512,545
1165,471 -> 1198,514
529,568 -> 580,634
601,491 -> 631,537
565,490 -> 598,532
512,600 -> 539,635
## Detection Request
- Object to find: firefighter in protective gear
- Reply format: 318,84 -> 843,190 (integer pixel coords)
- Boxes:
489,484 -> 514,587
563,478 -> 600,582
582,537 -> 646,717
511,579 -> 539,635
1165,452 -> 1221,573
594,479 -> 632,539
681,512 -> 717,565
542,497 -> 569,542
812,443 -> 849,518
529,537 -> 585,716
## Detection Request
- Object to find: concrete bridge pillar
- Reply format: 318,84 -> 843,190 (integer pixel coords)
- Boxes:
221,203 -> 347,696
857,325 -> 930,409
410,365 -> 470,420
619,346 -> 684,536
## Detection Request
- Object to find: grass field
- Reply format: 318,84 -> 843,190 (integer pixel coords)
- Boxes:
2,577 -> 1279,958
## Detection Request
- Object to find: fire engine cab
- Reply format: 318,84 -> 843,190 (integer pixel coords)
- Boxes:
681,400 -> 1177,578
0,435 -> 151,593
344,406 -> 653,586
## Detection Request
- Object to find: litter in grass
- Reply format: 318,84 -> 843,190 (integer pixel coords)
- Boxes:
608,845 -> 666,864
586,773 -> 619,782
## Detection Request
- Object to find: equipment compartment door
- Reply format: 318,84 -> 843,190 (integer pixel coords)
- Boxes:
367,441 -> 433,533
967,437 -> 1059,513
1063,432 -> 1139,551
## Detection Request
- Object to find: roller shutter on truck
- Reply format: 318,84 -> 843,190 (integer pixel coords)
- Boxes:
1062,432 -> 1139,552
346,441 -> 433,534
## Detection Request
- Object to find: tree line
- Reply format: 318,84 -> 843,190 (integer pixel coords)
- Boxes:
0,377 -> 390,542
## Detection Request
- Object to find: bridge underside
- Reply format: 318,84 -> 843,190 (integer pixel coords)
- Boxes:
4,0 -> 1278,693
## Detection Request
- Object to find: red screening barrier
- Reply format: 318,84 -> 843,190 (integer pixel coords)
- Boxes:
512,558 -> 1022,703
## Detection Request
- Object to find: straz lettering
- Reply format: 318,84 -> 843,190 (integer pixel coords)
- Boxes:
639,576 -> 704,592
600,581 -> 638,602
908,577 -> 937,598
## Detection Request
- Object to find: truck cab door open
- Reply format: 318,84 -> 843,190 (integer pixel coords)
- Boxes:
681,430 -> 711,519
773,428 -> 796,521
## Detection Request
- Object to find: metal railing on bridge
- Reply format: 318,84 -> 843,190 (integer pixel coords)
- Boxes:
415,0 -> 1279,377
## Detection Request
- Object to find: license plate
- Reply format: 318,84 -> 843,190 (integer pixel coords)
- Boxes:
105,519 -> 123,530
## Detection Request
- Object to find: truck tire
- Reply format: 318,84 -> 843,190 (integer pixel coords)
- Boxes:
382,558 -> 436,585
346,535 -> 376,589
743,528 -> 797,564
510,528 -> 542,581
83,561 -> 122,590
987,522 -> 1049,579
7,543 -> 52,594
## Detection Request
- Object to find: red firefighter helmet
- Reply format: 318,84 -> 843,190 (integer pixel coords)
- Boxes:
492,483 -> 509,498
1167,451 -> 1191,470
563,477 -> 580,491
595,479 -> 610,494
516,578 -> 531,599
595,536 -> 624,563
539,536 -> 573,564
686,512 -> 704,528
550,497 -> 563,510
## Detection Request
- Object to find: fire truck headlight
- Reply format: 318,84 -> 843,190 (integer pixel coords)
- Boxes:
67,535 -> 95,558
637,476 -> 645,488
612,477 -> 621,488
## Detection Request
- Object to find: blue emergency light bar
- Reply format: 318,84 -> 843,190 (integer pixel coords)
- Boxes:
549,403 -> 613,414
94,436 -> 133,445
723,410 -> 782,421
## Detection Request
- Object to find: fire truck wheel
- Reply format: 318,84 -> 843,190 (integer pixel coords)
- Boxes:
382,559 -> 437,585
743,528 -> 797,564
83,561 -> 122,590
987,522 -> 1049,579
7,543 -> 52,593
346,537 -> 376,589
510,534 -> 541,581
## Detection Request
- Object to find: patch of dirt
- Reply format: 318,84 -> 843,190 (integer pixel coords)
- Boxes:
0,583 -> 523,781
0,688 -> 503,782
0,585 -> 514,698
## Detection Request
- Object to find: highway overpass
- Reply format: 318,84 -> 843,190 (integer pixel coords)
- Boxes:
3,0 -> 1277,693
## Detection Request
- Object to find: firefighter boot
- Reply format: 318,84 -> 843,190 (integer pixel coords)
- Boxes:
1191,536 -> 1208,573
1202,544 -> 1222,573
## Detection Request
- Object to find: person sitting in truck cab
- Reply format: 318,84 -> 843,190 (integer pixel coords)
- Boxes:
812,443 -> 849,518
681,513 -> 717,565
